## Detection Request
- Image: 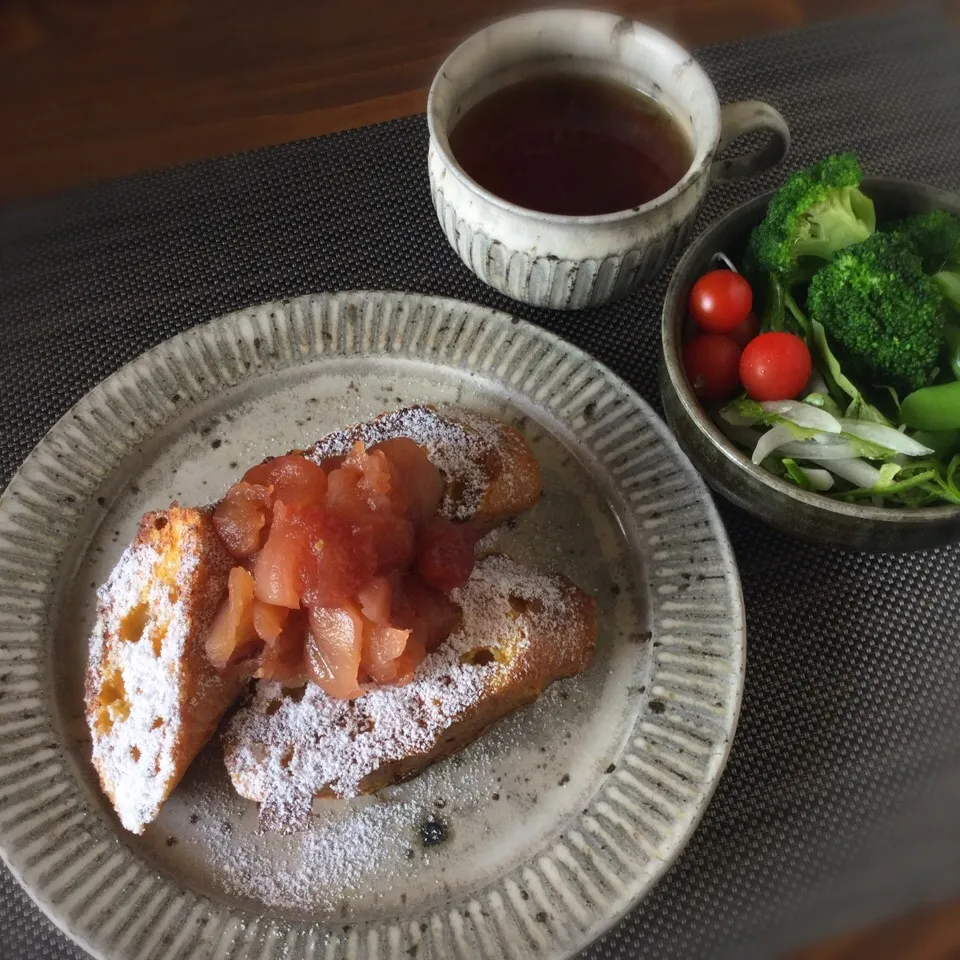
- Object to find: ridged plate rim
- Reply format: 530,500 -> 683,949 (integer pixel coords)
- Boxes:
0,291 -> 745,960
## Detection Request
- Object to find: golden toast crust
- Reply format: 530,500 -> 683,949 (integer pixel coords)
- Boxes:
84,507 -> 243,834
223,554 -> 597,832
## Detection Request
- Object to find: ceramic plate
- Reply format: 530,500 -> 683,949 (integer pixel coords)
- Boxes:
0,292 -> 744,960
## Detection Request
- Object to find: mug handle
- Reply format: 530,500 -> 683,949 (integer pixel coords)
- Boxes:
710,101 -> 790,182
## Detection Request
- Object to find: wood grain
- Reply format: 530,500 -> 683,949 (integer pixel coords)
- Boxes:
0,0 -> 900,201
3,1 -> 960,958
788,899 -> 960,960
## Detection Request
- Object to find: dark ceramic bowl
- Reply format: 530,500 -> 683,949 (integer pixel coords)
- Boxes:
660,177 -> 960,552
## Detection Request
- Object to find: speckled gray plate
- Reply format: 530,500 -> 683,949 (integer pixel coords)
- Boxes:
0,292 -> 744,960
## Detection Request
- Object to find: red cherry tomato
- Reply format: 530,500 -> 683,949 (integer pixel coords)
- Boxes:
688,270 -> 753,333
739,332 -> 812,402
727,311 -> 760,350
683,334 -> 742,402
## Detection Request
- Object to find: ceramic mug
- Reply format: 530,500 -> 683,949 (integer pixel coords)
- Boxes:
427,9 -> 790,311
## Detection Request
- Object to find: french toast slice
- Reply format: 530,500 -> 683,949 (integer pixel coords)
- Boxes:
84,506 -> 243,834
306,405 -> 541,530
85,407 -> 543,833
222,554 -> 597,833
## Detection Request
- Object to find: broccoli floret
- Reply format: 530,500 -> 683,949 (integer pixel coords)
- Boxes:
890,210 -> 960,273
747,153 -> 876,280
889,210 -> 960,313
807,232 -> 944,392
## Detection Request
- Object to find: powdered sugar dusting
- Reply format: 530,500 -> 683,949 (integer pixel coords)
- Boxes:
306,405 -> 491,520
223,555 -> 580,832
85,511 -> 233,834
185,741 -> 500,915
453,408 -> 529,513
87,539 -> 200,833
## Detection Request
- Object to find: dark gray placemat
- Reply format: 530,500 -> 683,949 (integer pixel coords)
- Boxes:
2,7 -> 960,959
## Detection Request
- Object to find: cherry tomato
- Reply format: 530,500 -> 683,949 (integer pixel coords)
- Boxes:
727,311 -> 760,350
688,270 -> 753,333
739,332 -> 812,402
683,334 -> 742,402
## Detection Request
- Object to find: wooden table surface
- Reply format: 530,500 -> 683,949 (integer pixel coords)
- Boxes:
2,0 -> 960,957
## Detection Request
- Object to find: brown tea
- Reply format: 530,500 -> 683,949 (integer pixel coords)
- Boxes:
448,72 -> 693,216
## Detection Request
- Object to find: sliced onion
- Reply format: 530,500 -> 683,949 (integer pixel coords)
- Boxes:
717,420 -> 765,448
810,457 -> 883,487
798,467 -> 834,491
805,371 -> 830,396
719,406 -> 756,427
761,400 -> 841,433
710,252 -> 739,273
838,419 -> 933,456
752,425 -> 797,464
778,439 -> 859,459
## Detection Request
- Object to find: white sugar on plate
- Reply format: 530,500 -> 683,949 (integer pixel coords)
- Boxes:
189,742 -> 499,915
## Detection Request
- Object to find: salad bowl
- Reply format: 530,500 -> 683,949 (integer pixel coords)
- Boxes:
659,177 -> 960,552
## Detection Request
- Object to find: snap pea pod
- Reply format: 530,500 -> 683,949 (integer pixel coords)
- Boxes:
944,321 -> 960,380
900,381 -> 960,431
911,429 -> 960,458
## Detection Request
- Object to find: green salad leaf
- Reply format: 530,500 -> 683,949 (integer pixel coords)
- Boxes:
809,317 -> 891,424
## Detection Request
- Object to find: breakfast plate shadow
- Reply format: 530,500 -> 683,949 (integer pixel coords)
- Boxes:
0,292 -> 744,960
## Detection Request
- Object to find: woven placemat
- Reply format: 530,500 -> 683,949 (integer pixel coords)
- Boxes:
2,7 -> 960,959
